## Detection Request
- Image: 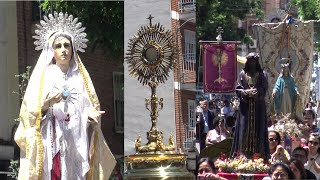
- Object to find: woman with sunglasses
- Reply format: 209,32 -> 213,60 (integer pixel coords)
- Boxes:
305,133 -> 320,179
268,130 -> 290,163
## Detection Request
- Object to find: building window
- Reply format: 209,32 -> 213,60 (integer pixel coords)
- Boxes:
184,100 -> 196,150
184,30 -> 196,71
179,0 -> 196,13
197,66 -> 203,90
113,72 -> 124,133
188,100 -> 196,128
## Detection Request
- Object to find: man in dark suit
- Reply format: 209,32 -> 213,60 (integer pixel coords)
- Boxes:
196,99 -> 215,151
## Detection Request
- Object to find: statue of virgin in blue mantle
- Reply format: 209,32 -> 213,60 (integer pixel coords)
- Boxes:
272,62 -> 299,117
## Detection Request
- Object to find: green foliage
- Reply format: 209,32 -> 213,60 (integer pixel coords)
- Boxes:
12,66 -> 32,124
12,66 -> 32,102
39,1 -> 124,59
290,0 -> 320,51
8,67 -> 33,178
8,160 -> 19,179
314,53 -> 319,65
197,0 -> 263,42
243,35 -> 254,46
291,0 -> 319,20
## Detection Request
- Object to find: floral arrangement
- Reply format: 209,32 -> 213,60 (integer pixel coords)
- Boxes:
215,154 -> 269,174
273,114 -> 302,139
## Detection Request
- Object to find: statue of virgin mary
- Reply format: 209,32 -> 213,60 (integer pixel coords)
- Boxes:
14,12 -> 116,180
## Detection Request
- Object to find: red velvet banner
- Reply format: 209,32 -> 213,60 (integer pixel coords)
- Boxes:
202,43 -> 237,93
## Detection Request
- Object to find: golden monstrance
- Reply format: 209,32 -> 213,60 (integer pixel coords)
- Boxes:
124,15 -> 195,180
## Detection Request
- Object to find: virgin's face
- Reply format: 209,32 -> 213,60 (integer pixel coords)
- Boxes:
53,37 -> 72,65
283,67 -> 289,76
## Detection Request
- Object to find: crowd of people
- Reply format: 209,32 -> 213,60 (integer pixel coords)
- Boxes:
196,99 -> 320,179
196,53 -> 320,179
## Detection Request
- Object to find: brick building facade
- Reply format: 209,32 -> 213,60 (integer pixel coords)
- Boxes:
171,0 -> 197,153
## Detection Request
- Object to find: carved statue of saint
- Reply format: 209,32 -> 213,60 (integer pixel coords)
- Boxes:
272,63 -> 300,117
231,53 -> 269,161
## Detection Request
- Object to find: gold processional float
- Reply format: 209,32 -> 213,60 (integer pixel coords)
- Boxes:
124,15 -> 195,179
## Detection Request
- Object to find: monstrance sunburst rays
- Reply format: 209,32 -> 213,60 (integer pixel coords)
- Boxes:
126,23 -> 177,85
211,49 -> 228,66
212,49 -> 228,84
53,85 -> 78,113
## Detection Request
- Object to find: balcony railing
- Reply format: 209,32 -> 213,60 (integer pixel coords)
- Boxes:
183,127 -> 196,151
179,0 -> 196,13
183,53 -> 196,72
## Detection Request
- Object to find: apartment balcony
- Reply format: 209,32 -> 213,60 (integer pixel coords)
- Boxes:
182,53 -> 196,80
179,0 -> 195,13
183,126 -> 198,171
179,0 -> 196,21
179,53 -> 197,91
183,127 -> 196,151
182,53 -> 196,72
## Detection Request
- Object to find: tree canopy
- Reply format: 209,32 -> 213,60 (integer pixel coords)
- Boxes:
196,0 -> 263,42
291,0 -> 319,20
290,0 -> 320,51
39,1 -> 124,59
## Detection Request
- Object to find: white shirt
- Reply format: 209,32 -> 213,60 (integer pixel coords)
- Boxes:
305,153 -> 320,180
206,129 -> 227,144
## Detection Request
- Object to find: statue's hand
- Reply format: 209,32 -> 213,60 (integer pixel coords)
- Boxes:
42,92 -> 62,113
297,92 -> 300,97
272,91 -> 276,98
251,88 -> 258,95
247,88 -> 257,97
88,110 -> 105,125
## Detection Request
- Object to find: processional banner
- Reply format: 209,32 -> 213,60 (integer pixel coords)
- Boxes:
253,21 -> 314,115
201,43 -> 237,93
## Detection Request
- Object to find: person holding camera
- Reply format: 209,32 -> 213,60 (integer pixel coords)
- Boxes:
205,117 -> 230,147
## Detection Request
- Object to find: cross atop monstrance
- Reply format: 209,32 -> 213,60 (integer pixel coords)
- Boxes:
147,14 -> 154,26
